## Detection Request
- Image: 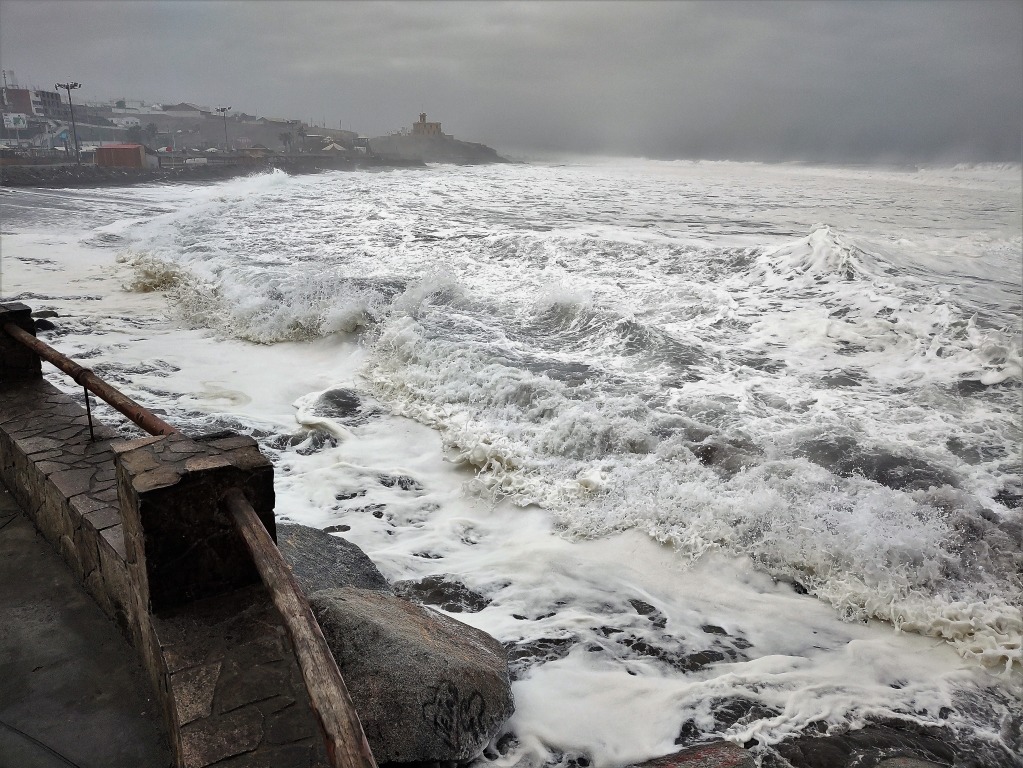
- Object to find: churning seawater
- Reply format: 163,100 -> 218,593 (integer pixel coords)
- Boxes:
2,159 -> 1021,766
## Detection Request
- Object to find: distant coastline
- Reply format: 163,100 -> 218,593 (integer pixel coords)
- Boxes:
0,153 -> 426,188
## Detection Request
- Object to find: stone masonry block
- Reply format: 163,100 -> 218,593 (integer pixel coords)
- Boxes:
98,526 -> 135,626
172,661 -> 223,726
73,518 -> 101,577
114,431 -> 275,614
58,532 -> 84,581
180,704 -> 264,768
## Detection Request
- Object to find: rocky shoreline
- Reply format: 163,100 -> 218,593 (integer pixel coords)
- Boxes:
0,155 -> 425,189
280,514 -> 983,768
265,384 -> 1016,768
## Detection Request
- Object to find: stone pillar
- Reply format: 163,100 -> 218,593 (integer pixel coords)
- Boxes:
0,302 -> 42,382
113,432 -> 276,615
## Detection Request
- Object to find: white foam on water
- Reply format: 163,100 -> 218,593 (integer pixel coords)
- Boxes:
2,159 -> 1020,766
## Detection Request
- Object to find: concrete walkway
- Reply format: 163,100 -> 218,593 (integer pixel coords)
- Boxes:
0,481 -> 171,768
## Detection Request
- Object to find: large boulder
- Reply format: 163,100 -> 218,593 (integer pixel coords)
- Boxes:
310,587 -> 514,764
276,523 -> 391,593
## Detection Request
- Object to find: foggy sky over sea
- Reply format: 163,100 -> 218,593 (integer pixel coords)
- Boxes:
1,0 -> 1020,163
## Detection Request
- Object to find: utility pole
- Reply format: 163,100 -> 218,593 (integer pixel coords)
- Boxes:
55,81 -> 82,165
2,71 -> 23,147
216,106 -> 231,152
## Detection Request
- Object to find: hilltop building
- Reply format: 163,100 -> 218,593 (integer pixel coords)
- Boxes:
368,113 -> 506,164
412,112 -> 442,137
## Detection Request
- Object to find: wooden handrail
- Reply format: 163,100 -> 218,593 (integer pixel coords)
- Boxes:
3,321 -> 180,436
223,488 -> 377,768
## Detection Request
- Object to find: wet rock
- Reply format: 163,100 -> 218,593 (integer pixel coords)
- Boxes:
504,636 -> 576,678
675,698 -> 780,750
393,574 -> 492,613
630,599 -> 667,629
275,523 -> 390,594
994,487 -> 1022,509
353,503 -> 387,519
315,388 -> 361,419
312,387 -> 381,425
270,429 -> 339,456
630,742 -> 755,768
33,318 -> 56,331
380,474 -> 424,491
613,635 -> 729,673
687,436 -> 760,475
954,379 -> 989,396
772,723 -> 956,768
310,587 -> 514,763
334,490 -> 366,501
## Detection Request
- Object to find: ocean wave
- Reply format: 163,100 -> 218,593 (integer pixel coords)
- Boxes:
105,165 -> 1023,668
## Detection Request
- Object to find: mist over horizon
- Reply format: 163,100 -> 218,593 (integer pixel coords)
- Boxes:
1,0 -> 1021,165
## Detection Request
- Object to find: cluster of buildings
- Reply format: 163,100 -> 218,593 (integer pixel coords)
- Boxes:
0,72 -> 362,159
0,71 -> 500,168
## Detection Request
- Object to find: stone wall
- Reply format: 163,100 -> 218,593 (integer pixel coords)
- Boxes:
0,303 -> 332,768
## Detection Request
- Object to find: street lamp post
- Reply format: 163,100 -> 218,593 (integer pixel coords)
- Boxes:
216,106 -> 231,152
55,81 -> 82,165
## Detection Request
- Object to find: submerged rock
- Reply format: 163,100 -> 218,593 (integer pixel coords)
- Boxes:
772,723 -> 956,768
310,587 -> 514,763
795,436 -> 958,491
393,574 -> 492,613
687,435 -> 760,476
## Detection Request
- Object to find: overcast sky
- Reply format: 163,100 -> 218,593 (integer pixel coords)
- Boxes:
1,0 -> 1020,162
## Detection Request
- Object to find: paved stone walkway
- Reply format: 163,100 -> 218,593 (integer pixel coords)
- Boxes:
0,480 -> 171,768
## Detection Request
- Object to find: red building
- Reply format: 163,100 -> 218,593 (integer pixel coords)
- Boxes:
95,144 -> 146,168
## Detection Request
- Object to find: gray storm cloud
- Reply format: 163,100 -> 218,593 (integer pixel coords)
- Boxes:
1,0 -> 1020,162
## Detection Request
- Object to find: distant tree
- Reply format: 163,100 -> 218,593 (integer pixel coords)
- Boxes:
126,125 -> 143,144
297,124 -> 306,152
145,122 -> 159,140
279,131 -> 293,152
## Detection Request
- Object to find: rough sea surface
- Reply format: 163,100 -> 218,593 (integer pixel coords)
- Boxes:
2,158 -> 1021,767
